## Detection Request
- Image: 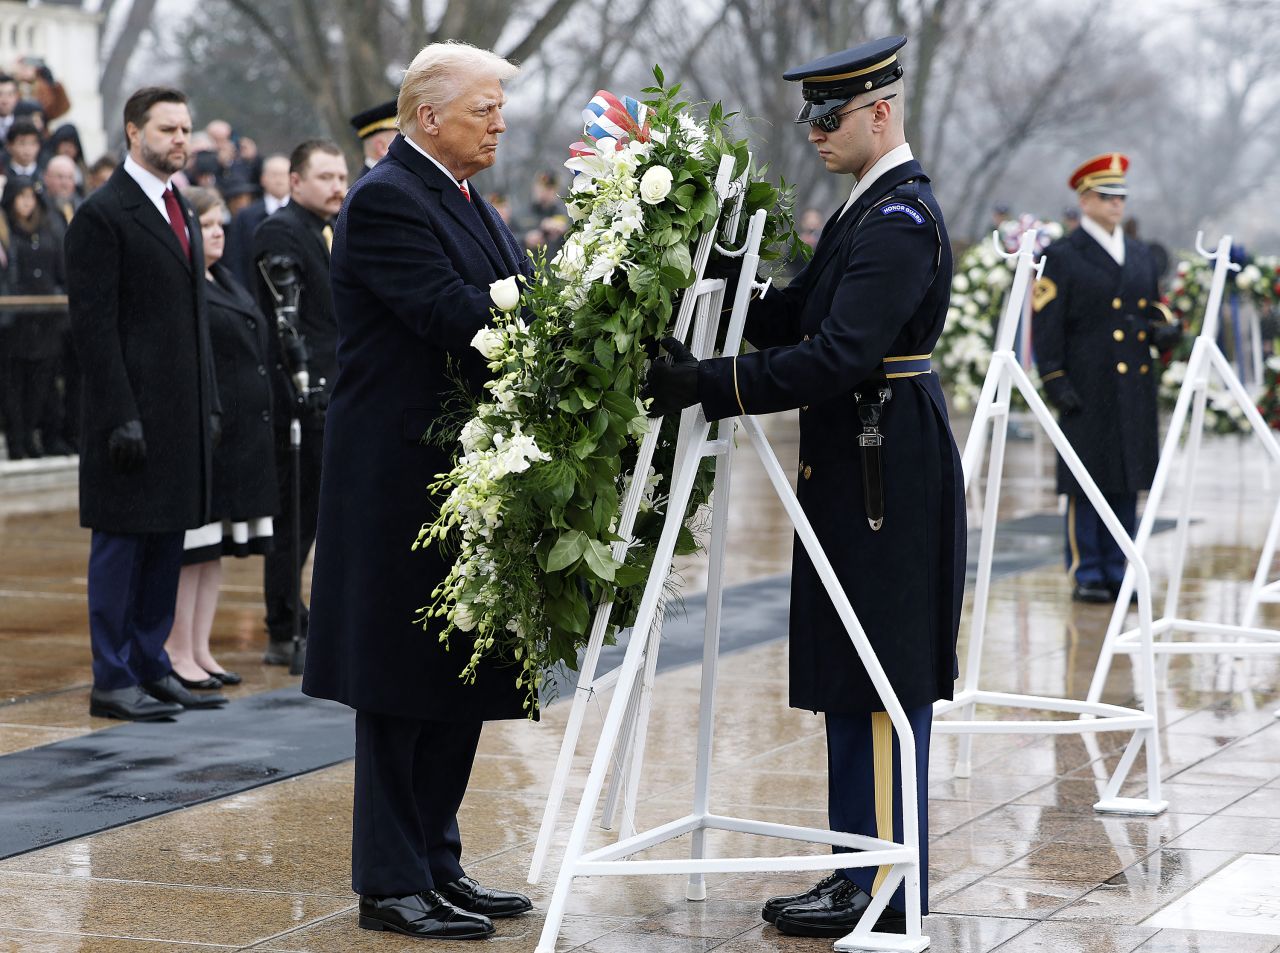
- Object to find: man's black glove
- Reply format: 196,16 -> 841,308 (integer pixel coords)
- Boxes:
642,337 -> 700,418
107,419 -> 146,472
210,413 -> 222,448
1151,321 -> 1183,351
304,388 -> 330,417
1042,375 -> 1083,415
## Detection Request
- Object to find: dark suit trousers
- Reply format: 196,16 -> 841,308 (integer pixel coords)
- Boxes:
352,711 -> 483,896
827,704 -> 932,913
87,530 -> 183,690
264,424 -> 324,641
1064,492 -> 1137,589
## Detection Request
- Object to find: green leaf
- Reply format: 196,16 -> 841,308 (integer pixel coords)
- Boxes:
546,530 -> 587,572
601,390 -> 639,420
614,564 -> 649,587
652,63 -> 664,87
671,183 -> 696,210
581,538 -> 619,582
593,335 -> 616,369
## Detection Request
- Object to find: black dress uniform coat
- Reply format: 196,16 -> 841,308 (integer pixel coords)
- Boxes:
204,263 -> 278,521
1033,227 -> 1163,496
303,134 -> 533,722
64,165 -> 219,533
251,199 -> 339,426
698,159 -> 965,715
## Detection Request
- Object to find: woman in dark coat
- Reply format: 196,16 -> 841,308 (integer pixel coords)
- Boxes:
163,186 -> 277,689
2,176 -> 65,458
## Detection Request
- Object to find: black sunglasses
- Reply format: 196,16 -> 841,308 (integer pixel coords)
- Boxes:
809,93 -> 898,133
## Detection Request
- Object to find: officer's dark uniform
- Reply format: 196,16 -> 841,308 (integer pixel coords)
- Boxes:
349,100 -> 397,182
1033,154 -> 1177,600
652,38 -> 966,926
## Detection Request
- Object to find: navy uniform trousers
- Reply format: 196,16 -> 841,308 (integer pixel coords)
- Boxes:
828,703 -> 933,913
1064,492 -> 1137,590
88,530 -> 184,690
352,711 -> 484,896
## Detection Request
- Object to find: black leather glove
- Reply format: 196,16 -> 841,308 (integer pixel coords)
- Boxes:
304,388 -> 330,419
1151,321 -> 1183,351
642,337 -> 700,418
210,412 -> 222,448
1043,375 -> 1083,415
107,419 -> 146,472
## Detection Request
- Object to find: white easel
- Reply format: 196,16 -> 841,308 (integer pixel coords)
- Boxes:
533,159 -> 930,953
932,229 -> 1167,816
1087,233 -> 1280,705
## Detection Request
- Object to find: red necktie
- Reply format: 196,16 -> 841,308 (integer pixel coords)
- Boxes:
162,187 -> 191,259
459,182 -> 471,202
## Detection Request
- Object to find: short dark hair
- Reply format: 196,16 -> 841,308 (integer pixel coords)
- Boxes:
122,86 -> 188,143
0,73 -> 15,89
289,139 -> 343,177
89,154 -> 118,176
6,120 -> 38,145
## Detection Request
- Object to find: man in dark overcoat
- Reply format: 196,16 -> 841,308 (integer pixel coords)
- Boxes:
64,86 -> 225,721
646,37 -> 965,938
252,139 -> 347,665
303,42 -> 533,941
1033,154 -> 1181,603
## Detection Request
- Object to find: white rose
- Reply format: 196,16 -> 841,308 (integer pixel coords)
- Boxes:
490,275 -> 521,312
471,327 -> 504,361
953,274 -> 970,293
639,165 -> 674,204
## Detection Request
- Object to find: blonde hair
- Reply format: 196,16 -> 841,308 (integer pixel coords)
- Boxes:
397,42 -> 519,137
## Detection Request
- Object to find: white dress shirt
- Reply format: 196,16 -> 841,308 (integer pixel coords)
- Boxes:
123,154 -> 186,240
839,142 -> 915,219
1080,213 -> 1125,266
264,194 -> 288,215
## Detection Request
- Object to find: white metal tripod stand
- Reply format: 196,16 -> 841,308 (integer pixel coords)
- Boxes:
533,186 -> 930,953
931,229 -> 1167,816
1087,233 -> 1280,706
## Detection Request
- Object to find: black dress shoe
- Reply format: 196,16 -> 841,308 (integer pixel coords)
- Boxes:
143,674 -> 228,709
263,639 -> 302,666
774,878 -> 906,938
209,670 -> 242,685
89,685 -> 183,721
1072,583 -> 1113,603
359,891 -> 494,940
437,876 -> 532,918
762,872 -> 844,923
174,671 -> 223,690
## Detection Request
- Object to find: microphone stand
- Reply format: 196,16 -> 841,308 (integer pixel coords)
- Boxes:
257,256 -> 316,676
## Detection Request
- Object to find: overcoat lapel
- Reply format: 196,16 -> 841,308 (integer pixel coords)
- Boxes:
806,159 -> 925,284
1073,226 -> 1122,278
112,166 -> 193,272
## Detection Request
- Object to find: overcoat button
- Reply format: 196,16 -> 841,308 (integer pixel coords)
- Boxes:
1137,330 -> 1147,342
1116,362 -> 1128,374
1113,329 -> 1124,342
1112,298 -> 1122,310
1140,363 -> 1149,374
261,410 -> 270,421
1139,298 -> 1148,308
257,364 -> 266,376
803,465 -> 812,480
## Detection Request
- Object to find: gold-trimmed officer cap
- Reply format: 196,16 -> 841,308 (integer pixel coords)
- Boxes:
1069,152 -> 1129,196
349,100 -> 398,140
783,36 -> 907,125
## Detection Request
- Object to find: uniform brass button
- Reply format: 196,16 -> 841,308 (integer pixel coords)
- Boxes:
1137,330 -> 1147,342
1116,361 -> 1128,374
1139,363 -> 1149,374
1113,329 -> 1124,342
803,465 -> 812,480
1139,298 -> 1148,308
1112,298 -> 1122,310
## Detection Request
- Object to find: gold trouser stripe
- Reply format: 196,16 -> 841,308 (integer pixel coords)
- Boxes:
732,356 -> 746,416
808,55 -> 898,83
1067,495 -> 1081,580
870,711 -> 894,896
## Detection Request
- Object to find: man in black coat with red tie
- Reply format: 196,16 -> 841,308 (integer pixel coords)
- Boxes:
646,37 -> 965,939
303,43 -> 533,941
64,87 -> 227,720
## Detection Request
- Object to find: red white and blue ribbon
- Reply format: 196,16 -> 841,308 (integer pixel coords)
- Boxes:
571,90 -> 651,158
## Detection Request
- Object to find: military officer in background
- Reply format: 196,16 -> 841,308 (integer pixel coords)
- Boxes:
645,36 -> 965,939
1033,154 -> 1181,603
349,100 -> 397,181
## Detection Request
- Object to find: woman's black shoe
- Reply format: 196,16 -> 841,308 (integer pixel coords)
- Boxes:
174,671 -> 223,690
209,670 -> 242,685
358,891 -> 494,939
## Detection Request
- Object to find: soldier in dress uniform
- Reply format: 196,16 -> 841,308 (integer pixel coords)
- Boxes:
1033,154 -> 1181,603
349,100 -> 398,182
645,36 -> 965,938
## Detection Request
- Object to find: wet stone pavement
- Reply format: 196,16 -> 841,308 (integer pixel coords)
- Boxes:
1,412 -> 1279,952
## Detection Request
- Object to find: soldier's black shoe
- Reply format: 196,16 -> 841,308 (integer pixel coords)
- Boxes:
438,877 -> 532,918
1072,583 -> 1113,603
358,891 -> 494,939
762,872 -> 844,923
773,879 -> 907,937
